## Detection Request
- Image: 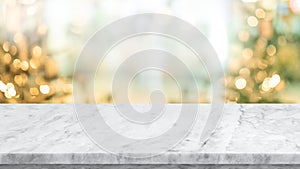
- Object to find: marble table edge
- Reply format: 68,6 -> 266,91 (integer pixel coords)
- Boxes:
1,152 -> 300,164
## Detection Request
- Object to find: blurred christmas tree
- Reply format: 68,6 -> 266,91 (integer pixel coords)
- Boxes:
226,0 -> 300,103
0,0 -> 70,103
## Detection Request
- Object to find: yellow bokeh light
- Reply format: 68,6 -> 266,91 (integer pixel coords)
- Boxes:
3,53 -> 12,64
2,42 -> 10,52
266,45 -> 276,56
13,59 -> 21,69
262,78 -> 271,92
255,8 -> 266,19
247,16 -> 258,27
235,78 -> 247,90
40,85 -> 50,94
0,81 -> 7,92
269,74 -> 280,88
32,46 -> 42,57
242,48 -> 253,59
30,87 -> 39,95
10,45 -> 17,55
21,61 -> 29,71
7,87 -> 16,97
239,68 -> 251,77
29,59 -> 39,69
6,83 -> 14,89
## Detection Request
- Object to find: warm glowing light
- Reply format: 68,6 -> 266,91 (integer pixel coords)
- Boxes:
3,53 -> 12,64
13,59 -> 21,69
255,8 -> 266,19
247,16 -> 258,27
4,92 -> 12,99
14,75 -> 22,86
2,42 -> 10,52
269,74 -> 281,88
29,59 -> 39,69
256,71 -> 267,82
0,81 -> 7,92
242,48 -> 253,59
10,45 -> 17,55
266,45 -> 276,56
262,78 -> 271,92
235,78 -> 247,90
30,87 -> 39,95
40,85 -> 50,94
32,46 -> 42,57
6,83 -> 14,89
14,74 -> 27,87
7,87 -> 16,97
21,61 -> 29,71
239,68 -> 251,77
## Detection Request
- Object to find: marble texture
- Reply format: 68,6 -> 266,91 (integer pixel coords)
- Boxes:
0,164 -> 299,169
0,104 -> 299,165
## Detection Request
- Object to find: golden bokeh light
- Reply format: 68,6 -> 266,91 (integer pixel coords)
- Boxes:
255,8 -> 266,19
3,53 -> 12,64
235,78 -> 247,90
266,45 -> 276,56
30,87 -> 39,95
21,61 -> 29,71
32,46 -> 42,57
269,74 -> 281,88
242,48 -> 253,59
39,85 -> 50,94
13,59 -> 21,69
0,81 -> 7,92
2,42 -> 10,52
247,16 -> 258,27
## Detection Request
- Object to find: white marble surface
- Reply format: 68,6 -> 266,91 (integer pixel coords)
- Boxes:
0,104 -> 300,164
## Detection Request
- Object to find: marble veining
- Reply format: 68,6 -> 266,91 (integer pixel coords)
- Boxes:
0,104 -> 300,164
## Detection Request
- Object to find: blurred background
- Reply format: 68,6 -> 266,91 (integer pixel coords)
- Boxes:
0,0 -> 299,103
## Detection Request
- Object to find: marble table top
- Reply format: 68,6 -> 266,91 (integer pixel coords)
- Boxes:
0,104 -> 299,164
